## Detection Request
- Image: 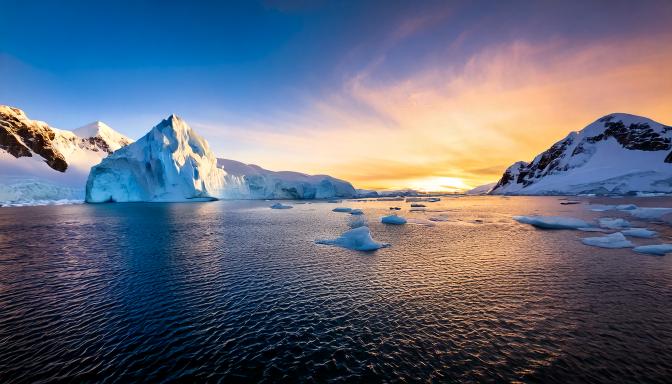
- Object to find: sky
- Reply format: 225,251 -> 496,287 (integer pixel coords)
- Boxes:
2,0 -> 672,191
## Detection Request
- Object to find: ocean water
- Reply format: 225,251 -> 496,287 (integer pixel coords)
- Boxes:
0,196 -> 671,383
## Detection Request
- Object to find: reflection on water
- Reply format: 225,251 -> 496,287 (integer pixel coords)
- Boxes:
0,197 -> 671,382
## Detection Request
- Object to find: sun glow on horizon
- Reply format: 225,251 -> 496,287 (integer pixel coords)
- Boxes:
401,176 -> 472,193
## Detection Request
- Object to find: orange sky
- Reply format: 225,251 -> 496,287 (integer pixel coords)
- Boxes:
198,34 -> 672,192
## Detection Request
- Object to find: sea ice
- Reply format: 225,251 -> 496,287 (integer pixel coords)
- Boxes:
581,232 -> 633,249
332,207 -> 352,213
632,244 -> 672,256
513,215 -> 590,229
406,218 -> 436,226
621,228 -> 657,238
588,204 -> 638,212
270,202 -> 293,209
348,216 -> 368,229
350,209 -> 364,215
598,217 -> 631,229
628,207 -> 672,220
410,203 -> 426,207
315,226 -> 389,251
381,215 -> 407,225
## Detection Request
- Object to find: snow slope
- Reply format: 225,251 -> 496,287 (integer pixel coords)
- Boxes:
466,182 -> 496,195
491,113 -> 672,195
0,105 -> 133,205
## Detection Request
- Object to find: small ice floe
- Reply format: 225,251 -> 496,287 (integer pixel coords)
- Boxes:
428,215 -> 450,222
348,216 -> 367,229
513,215 -> 590,229
628,207 -> 672,220
315,226 -> 389,251
389,207 -> 401,210
577,227 -> 608,232
406,218 -> 436,226
560,200 -> 581,205
410,203 -> 426,208
621,228 -> 658,238
332,207 -> 352,213
632,244 -> 672,256
581,232 -> 633,249
598,217 -> 631,229
327,199 -> 342,203
588,204 -> 637,212
381,215 -> 407,225
270,202 -> 293,209
350,208 -> 364,215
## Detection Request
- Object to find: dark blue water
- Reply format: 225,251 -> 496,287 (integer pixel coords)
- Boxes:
1,197 -> 671,383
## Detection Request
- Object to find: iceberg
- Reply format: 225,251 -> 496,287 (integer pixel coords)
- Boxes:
581,232 -> 633,249
621,228 -> 657,238
315,226 -> 389,251
381,215 -> 407,225
598,217 -> 631,229
86,115 -> 226,202
513,215 -> 590,229
332,207 -> 352,213
348,216 -> 368,229
270,202 -> 293,209
632,244 -> 672,256
349,208 -> 364,215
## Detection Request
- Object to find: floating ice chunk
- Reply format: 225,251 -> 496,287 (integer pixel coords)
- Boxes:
350,208 -> 364,215
621,228 -> 657,238
428,215 -> 450,222
327,199 -> 342,203
628,208 -> 672,220
581,232 -> 633,249
598,217 -> 630,229
406,218 -> 436,226
589,204 -> 638,212
410,203 -> 426,207
560,200 -> 581,205
633,244 -> 672,256
577,227 -> 608,232
270,202 -> 293,209
332,207 -> 352,213
348,216 -> 368,229
381,215 -> 407,225
389,207 -> 401,210
315,226 -> 389,251
513,215 -> 590,229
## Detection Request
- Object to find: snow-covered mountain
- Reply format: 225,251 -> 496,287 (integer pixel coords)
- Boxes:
0,105 -> 133,204
490,113 -> 672,195
86,114 -> 357,202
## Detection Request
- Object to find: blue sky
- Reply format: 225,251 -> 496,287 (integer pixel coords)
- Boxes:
2,0 -> 672,189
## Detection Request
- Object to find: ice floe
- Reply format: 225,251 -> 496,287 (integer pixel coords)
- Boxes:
381,215 -> 407,225
581,232 -> 633,249
348,216 -> 368,229
270,202 -> 293,209
332,207 -> 352,213
406,218 -> 436,226
621,228 -> 657,238
598,217 -> 631,229
315,226 -> 389,251
349,208 -> 364,215
628,207 -> 672,220
632,244 -> 672,256
588,204 -> 638,212
513,215 -> 590,229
